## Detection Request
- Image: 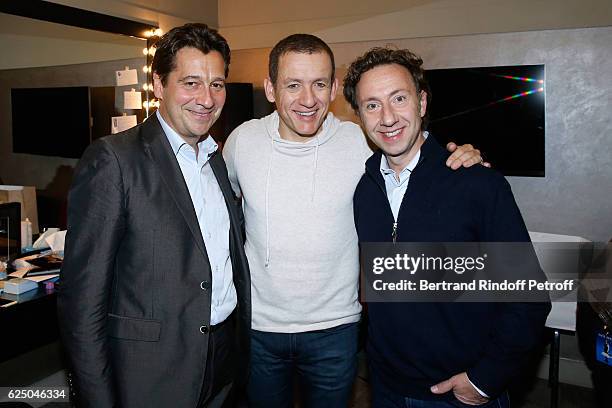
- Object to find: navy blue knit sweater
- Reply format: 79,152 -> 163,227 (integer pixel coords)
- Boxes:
354,136 -> 550,400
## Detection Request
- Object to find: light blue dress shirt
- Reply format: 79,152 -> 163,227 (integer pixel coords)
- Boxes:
380,148 -> 421,222
157,111 -> 237,325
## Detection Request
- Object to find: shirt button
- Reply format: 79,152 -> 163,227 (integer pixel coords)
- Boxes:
199,325 -> 209,334
200,280 -> 210,290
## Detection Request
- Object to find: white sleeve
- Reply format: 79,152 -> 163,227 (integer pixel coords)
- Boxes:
468,376 -> 490,398
358,127 -> 374,163
222,127 -> 242,197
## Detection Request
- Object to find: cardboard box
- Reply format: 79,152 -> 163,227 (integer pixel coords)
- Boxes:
0,185 -> 39,234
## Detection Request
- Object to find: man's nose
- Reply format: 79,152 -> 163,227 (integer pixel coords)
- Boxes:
380,104 -> 397,126
299,86 -> 316,107
195,86 -> 214,108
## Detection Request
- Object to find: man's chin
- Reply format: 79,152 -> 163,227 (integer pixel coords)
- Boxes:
296,123 -> 326,139
182,128 -> 213,141
381,148 -> 409,159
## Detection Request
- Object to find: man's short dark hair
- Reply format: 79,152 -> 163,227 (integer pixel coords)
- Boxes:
268,34 -> 335,85
152,23 -> 230,85
343,47 -> 431,125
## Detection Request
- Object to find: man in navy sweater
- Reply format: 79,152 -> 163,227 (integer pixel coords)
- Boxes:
343,48 -> 551,407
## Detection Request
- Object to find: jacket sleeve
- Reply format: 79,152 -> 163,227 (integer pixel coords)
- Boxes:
57,139 -> 127,407
466,175 -> 551,397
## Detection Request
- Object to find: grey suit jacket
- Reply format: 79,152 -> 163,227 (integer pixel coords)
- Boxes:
58,114 -> 251,408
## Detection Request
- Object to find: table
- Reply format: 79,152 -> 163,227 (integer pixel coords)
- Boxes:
530,231 -> 588,408
0,283 -> 59,362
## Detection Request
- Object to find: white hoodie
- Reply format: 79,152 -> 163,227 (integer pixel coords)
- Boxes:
223,111 -> 372,332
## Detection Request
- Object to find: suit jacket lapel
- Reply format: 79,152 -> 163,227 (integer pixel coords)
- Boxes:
209,151 -> 248,288
209,151 -> 236,214
140,115 -> 208,259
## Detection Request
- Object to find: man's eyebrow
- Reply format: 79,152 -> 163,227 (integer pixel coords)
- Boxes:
178,75 -> 226,83
388,88 -> 409,97
283,77 -> 330,83
178,75 -> 202,82
360,88 -> 408,103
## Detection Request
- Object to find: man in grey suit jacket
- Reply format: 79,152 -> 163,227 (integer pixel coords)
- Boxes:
58,24 -> 250,408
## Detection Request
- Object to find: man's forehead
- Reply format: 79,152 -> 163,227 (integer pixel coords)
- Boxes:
359,64 -> 415,88
356,64 -> 419,102
277,51 -> 333,76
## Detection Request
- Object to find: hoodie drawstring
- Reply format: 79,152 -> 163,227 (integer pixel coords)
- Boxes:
264,137 -> 274,268
311,135 -> 320,202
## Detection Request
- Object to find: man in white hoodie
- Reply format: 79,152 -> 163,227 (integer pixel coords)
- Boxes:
223,34 -> 482,408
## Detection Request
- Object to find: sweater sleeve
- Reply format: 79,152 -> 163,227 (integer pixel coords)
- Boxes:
358,128 -> 374,164
222,126 -> 242,197
466,175 -> 551,397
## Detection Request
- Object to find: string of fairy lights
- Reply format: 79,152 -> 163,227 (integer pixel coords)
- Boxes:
142,28 -> 163,114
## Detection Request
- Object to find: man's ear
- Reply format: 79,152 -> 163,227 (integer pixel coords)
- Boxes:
153,73 -> 164,100
264,77 -> 276,103
329,77 -> 338,102
419,90 -> 427,118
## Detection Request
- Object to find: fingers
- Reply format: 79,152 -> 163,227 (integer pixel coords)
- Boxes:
431,373 -> 489,405
445,143 -> 474,168
446,144 -> 483,170
430,377 -> 454,394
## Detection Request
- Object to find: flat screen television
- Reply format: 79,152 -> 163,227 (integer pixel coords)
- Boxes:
425,64 -> 545,177
12,86 -> 92,159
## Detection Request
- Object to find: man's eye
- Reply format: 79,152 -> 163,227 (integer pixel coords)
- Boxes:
185,81 -> 198,88
365,103 -> 379,111
315,82 -> 327,89
394,95 -> 407,103
211,82 -> 225,89
287,83 -> 299,89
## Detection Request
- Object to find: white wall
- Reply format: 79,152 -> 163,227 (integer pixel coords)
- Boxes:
0,0 -> 222,70
0,13 -> 145,70
219,0 -> 612,49
48,0 -> 218,31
